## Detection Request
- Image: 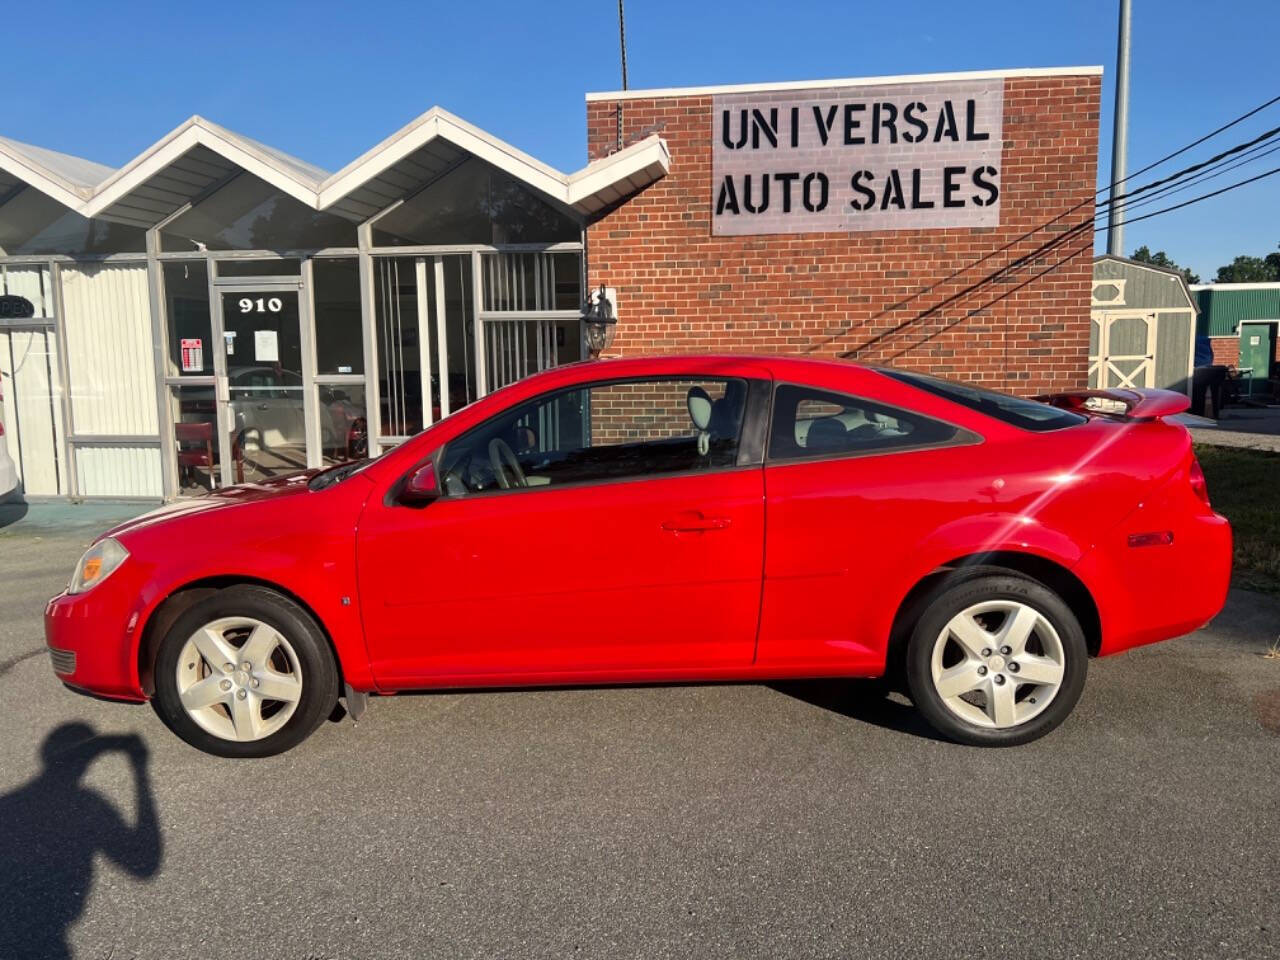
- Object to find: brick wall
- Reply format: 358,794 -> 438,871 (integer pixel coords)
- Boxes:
1209,334 -> 1280,369
585,72 -> 1101,395
1209,336 -> 1239,367
589,379 -> 727,444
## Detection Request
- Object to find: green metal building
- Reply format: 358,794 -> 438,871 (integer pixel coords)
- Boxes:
1193,283 -> 1280,397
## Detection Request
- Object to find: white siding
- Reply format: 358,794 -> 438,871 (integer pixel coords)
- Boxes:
60,262 -> 157,435
1,263 -> 55,317
75,445 -> 162,498
0,327 -> 67,495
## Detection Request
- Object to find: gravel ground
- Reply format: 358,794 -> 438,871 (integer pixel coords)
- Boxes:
1,506 -> 1278,960
1183,407 -> 1280,452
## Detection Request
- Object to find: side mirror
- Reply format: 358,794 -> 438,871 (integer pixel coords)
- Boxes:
401,462 -> 440,503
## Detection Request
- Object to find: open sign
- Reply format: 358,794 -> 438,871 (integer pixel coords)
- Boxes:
0,295 -> 35,319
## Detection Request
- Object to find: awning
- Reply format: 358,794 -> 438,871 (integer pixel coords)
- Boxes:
0,108 -> 669,229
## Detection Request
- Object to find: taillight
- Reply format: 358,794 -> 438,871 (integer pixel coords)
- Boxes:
1189,457 -> 1209,506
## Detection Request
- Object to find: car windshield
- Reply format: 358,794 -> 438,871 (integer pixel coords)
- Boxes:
880,368 -> 1087,432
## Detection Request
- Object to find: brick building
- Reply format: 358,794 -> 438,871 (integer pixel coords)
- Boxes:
0,65 -> 1101,502
584,66 -> 1103,395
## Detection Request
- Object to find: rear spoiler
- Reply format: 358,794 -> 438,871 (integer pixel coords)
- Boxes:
1032,388 -> 1190,421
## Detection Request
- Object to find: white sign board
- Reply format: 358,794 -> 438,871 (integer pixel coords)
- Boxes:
254,329 -> 279,362
712,78 -> 1004,236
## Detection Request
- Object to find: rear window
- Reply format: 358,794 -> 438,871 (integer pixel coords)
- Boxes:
881,369 -> 1087,432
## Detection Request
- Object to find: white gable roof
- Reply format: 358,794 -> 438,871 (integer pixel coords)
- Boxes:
0,136 -> 115,207
0,109 -> 668,228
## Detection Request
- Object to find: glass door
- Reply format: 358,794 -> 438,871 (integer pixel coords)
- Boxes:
214,283 -> 307,486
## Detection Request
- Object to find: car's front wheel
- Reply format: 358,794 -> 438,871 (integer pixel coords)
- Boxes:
151,585 -> 338,758
905,573 -> 1087,746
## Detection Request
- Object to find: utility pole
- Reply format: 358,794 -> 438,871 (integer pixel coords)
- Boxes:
1106,0 -> 1131,256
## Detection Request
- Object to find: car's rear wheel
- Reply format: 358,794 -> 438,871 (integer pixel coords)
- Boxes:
905,573 -> 1087,746
151,585 -> 338,758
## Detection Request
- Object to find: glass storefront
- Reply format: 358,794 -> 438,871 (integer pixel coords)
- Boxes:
318,383 -> 368,465
371,159 -> 580,247
220,289 -> 307,481
313,258 -> 364,375
0,116 -> 596,500
163,261 -> 213,377
170,384 -> 221,494
159,174 -> 357,252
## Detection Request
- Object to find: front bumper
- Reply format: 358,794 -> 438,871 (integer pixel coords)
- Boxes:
44,569 -> 149,703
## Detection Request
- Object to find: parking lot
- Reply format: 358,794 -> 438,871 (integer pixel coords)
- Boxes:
2,506 -> 1277,960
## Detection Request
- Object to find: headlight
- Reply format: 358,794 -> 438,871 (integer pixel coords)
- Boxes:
69,538 -> 129,595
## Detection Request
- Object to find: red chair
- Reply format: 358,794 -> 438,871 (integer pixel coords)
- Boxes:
175,422 -> 243,488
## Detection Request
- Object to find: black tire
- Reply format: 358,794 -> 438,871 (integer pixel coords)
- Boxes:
904,573 -> 1087,746
151,585 -> 338,758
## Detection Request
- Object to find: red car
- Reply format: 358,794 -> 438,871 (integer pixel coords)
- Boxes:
46,356 -> 1231,757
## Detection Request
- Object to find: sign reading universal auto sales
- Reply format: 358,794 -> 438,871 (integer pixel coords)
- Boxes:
711,78 -> 1003,235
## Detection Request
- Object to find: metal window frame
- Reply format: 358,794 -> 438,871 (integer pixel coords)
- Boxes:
473,248 -> 587,393
0,157 -> 589,501
209,277 -> 307,487
0,258 -> 76,498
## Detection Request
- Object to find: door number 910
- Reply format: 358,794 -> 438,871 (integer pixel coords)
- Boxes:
238,297 -> 283,313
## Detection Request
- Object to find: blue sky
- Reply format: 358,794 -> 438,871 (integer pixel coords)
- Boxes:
6,0 -> 1276,280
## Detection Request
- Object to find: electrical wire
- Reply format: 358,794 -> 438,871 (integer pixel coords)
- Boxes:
1103,123 -> 1280,216
834,159 -> 1280,359
1108,164 -> 1280,229
1104,93 -> 1280,192
806,118 -> 1280,357
1106,137 -> 1280,217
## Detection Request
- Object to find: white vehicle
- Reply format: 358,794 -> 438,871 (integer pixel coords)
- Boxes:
0,383 -> 17,498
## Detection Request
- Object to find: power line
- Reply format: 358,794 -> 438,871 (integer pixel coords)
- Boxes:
1113,164 -> 1280,228
1103,92 -> 1280,192
804,113 -> 1280,358
836,164 -> 1280,359
806,134 -> 1250,355
1103,138 -> 1280,218
1106,123 -> 1280,213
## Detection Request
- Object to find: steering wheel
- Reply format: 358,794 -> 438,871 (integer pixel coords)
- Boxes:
488,437 -> 528,490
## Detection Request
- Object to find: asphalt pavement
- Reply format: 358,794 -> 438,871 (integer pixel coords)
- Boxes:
1,504 -> 1277,960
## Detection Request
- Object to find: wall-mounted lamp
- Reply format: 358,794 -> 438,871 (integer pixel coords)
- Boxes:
582,284 -> 617,358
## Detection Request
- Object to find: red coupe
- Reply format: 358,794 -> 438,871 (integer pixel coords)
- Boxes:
46,356 -> 1231,757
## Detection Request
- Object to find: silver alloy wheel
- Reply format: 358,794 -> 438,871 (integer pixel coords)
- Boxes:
929,599 -> 1066,729
175,616 -> 303,742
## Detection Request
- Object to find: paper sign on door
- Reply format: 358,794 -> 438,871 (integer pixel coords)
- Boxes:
180,338 -> 203,373
255,329 -> 279,362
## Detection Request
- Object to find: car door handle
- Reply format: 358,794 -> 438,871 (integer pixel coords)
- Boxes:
661,513 -> 731,533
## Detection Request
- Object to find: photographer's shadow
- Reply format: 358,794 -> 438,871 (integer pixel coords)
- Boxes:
0,722 -> 162,960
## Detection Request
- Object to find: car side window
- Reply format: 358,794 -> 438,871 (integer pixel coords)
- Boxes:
768,384 -> 962,462
440,377 -> 749,495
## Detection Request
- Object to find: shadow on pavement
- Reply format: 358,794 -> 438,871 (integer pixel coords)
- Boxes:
769,678 -> 949,742
0,723 -> 162,960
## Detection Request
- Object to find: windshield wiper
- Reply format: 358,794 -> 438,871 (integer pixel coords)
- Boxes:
308,461 -> 364,491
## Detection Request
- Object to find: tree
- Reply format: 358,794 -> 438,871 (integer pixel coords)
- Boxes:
1214,253 -> 1280,284
1211,243 -> 1280,283
1130,245 -> 1200,285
